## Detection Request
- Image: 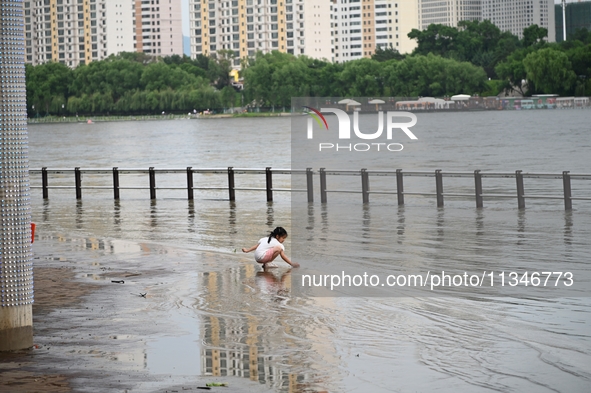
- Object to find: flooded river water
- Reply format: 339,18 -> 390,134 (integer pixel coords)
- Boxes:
28,110 -> 591,392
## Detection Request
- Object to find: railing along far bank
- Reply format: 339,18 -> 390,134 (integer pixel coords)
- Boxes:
28,167 -> 591,210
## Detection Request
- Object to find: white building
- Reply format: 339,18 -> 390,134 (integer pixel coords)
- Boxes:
418,0 -> 482,30
332,0 -> 409,62
23,0 -> 183,68
482,0 -> 555,41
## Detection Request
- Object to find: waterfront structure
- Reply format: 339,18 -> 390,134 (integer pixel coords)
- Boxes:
555,0 -> 591,42
188,0 -> 332,68
0,1 -> 34,351
482,0 -> 555,42
23,0 -> 183,68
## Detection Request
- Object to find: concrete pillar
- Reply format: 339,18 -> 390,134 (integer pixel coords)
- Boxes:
0,0 -> 34,351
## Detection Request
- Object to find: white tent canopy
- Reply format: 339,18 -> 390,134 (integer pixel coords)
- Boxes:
338,99 -> 361,105
368,99 -> 385,104
451,94 -> 471,101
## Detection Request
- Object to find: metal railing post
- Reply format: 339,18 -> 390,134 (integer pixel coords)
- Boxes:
228,167 -> 235,201
306,168 -> 314,203
113,167 -> 120,200
186,167 -> 194,200
474,169 -> 483,208
320,168 -> 327,203
42,167 -> 48,199
435,169 -> 444,207
516,170 -> 525,209
563,171 -> 572,210
149,167 -> 156,200
361,168 -> 369,204
75,167 -> 82,199
396,169 -> 404,205
266,167 -> 273,202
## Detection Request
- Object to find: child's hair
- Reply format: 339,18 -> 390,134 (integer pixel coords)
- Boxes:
268,227 -> 288,243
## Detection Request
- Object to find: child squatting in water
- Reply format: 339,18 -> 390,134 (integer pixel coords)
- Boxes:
242,227 -> 300,269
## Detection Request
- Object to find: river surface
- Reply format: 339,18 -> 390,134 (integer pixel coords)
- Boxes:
28,111 -> 591,392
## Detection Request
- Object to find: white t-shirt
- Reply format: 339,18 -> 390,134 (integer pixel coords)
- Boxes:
254,237 -> 284,262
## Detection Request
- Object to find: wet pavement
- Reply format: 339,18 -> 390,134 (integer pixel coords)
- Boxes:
0,237 -> 278,393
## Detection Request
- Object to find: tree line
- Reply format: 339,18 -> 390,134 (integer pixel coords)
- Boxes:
26,24 -> 591,117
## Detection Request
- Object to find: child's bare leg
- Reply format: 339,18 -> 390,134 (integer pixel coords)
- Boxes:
262,247 -> 283,269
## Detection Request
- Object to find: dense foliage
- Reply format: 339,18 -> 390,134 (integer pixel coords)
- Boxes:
26,25 -> 591,116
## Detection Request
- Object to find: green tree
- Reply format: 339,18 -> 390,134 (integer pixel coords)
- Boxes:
371,46 -> 404,62
523,48 -> 577,94
495,48 -> 533,95
207,50 -> 234,90
340,58 -> 384,96
522,24 -> 548,47
26,62 -> 72,115
140,62 -> 197,91
384,54 -> 486,97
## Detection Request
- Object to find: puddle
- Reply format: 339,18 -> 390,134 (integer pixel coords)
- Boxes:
145,311 -> 202,376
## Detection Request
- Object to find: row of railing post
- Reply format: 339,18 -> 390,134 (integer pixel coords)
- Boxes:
35,167 -> 585,210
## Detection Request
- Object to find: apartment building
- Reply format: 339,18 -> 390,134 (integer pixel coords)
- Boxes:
134,0 -> 184,56
331,0 -> 419,61
188,0 -> 332,68
482,0 -> 555,41
23,0 -> 183,68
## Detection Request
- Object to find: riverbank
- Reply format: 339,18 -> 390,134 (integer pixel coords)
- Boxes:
27,112 -> 296,124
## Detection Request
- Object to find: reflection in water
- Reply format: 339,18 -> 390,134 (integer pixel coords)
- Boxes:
256,269 -> 291,298
396,205 -> 405,240
198,265 -> 320,392
42,199 -> 50,223
187,200 -> 195,233
149,200 -> 158,228
75,200 -> 83,229
475,208 -> 484,237
361,204 -> 370,241
228,201 -> 237,235
517,209 -> 526,245
266,202 -> 274,227
564,211 -> 573,247
305,204 -> 315,244
113,199 -> 121,230
436,208 -> 445,241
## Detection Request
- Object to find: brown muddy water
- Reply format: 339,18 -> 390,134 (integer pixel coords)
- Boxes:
22,113 -> 591,392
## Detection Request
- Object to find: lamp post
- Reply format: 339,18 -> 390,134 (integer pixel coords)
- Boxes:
562,0 -> 567,42
0,1 -> 34,351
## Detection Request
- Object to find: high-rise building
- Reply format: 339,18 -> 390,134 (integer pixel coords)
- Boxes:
482,0 -> 555,41
416,0 -> 556,42
555,0 -> 591,42
24,0 -> 133,67
397,0 -> 419,54
418,0 -> 482,30
133,0 -> 184,56
188,0 -> 332,68
23,0 -> 184,68
331,0 -> 390,62
331,0 -> 420,61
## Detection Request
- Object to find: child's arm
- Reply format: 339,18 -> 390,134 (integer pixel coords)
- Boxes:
242,244 -> 258,253
280,250 -> 300,268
